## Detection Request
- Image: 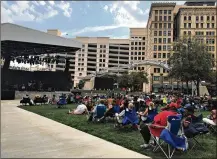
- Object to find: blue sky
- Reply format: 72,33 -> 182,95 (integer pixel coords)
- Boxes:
1,1 -> 186,39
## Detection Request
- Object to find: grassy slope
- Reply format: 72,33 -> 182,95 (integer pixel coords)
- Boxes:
19,104 -> 216,159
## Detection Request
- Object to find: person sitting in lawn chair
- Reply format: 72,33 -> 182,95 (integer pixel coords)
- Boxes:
49,95 -> 57,105
87,100 -> 107,122
139,105 -> 178,149
68,101 -> 88,115
99,100 -> 120,122
20,94 -> 34,106
203,109 -> 216,133
138,102 -> 158,124
114,103 -> 139,129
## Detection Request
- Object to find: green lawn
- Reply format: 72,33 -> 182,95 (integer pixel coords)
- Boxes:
19,104 -> 216,159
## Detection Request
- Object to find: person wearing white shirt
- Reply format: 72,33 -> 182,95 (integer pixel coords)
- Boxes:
68,102 -> 88,115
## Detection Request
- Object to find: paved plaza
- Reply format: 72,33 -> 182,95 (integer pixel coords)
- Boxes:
1,100 -> 150,158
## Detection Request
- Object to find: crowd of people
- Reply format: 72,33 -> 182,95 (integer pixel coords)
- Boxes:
68,93 -> 216,150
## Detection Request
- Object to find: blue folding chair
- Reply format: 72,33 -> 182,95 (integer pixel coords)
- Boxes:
142,108 -> 158,123
92,105 -> 106,122
150,114 -> 188,159
114,108 -> 139,128
57,97 -> 67,108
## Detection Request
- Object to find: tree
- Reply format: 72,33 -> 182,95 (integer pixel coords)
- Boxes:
78,80 -> 85,89
117,71 -> 148,91
168,36 -> 214,96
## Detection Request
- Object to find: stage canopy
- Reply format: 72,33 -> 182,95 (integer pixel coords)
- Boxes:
1,23 -> 82,58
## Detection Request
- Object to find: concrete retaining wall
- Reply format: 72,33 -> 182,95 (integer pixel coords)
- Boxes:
15,91 -> 71,99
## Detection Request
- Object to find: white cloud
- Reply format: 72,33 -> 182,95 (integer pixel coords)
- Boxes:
67,25 -> 123,36
57,1 -> 72,17
39,1 -> 46,6
1,1 -> 60,23
109,35 -> 129,39
103,5 -> 108,11
109,3 -> 147,28
48,1 -> 55,6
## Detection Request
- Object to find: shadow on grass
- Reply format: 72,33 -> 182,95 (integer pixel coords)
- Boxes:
18,104 -> 217,159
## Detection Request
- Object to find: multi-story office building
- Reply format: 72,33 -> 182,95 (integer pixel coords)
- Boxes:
47,29 -> 77,81
73,37 -> 129,87
47,1 -> 216,92
175,1 -> 216,70
146,3 -> 177,92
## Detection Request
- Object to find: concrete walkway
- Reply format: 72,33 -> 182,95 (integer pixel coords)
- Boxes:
1,100 -> 150,158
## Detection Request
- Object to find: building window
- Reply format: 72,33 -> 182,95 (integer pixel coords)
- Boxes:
159,23 -> 162,28
196,23 -> 199,28
154,23 -> 158,28
142,57 -> 145,60
212,23 -> 215,28
155,10 -> 158,14
159,31 -> 162,36
207,23 -> 210,28
184,16 -> 187,20
164,10 -> 167,14
163,38 -> 167,44
139,47 -> 141,50
163,53 -> 166,58
131,42 -> 134,45
184,23 -> 187,28
168,31 -> 171,36
159,16 -> 162,21
160,10 -> 162,14
154,76 -> 160,81
153,53 -> 157,58
168,10 -> 171,14
155,16 -> 158,21
154,68 -> 160,73
131,47 -> 134,50
168,38 -> 171,43
154,31 -> 158,36
163,31 -> 167,36
164,16 -> 167,21
79,73 -> 82,76
211,16 -> 215,21
135,42 -> 138,45
188,16 -> 191,21
164,23 -> 167,28
154,45 -> 157,51
158,53 -> 161,58
207,16 -> 210,21
167,45 -> 171,51
158,45 -> 162,51
139,42 -> 141,45
188,23 -> 191,28
196,16 -> 199,21
142,47 -> 145,50
188,31 -> 191,36
143,42 -> 145,45
163,45 -> 167,51
168,23 -> 171,28
138,52 -> 141,55
201,16 -> 203,21
159,38 -> 162,43
168,16 -> 171,21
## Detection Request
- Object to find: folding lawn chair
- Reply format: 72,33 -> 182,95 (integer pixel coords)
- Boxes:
115,108 -> 139,129
87,106 -> 106,122
57,97 -> 67,108
149,114 -> 188,159
142,108 -> 158,124
186,114 -> 209,151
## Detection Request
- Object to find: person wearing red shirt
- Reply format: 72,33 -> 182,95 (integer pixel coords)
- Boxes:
139,106 -> 178,148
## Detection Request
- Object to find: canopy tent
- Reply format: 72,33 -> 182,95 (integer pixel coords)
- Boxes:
1,23 -> 82,69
